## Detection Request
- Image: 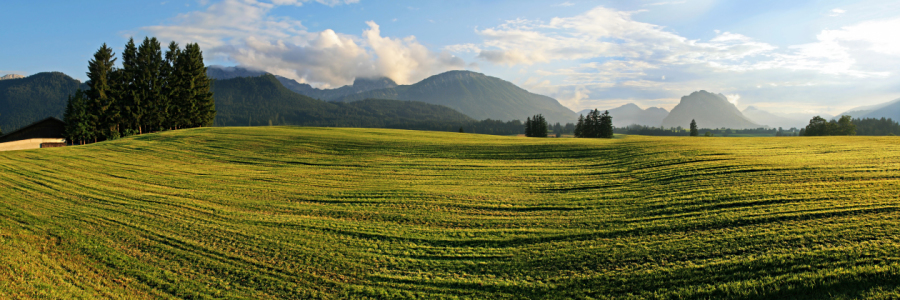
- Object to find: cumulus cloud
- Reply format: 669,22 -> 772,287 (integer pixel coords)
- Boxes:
143,0 -> 463,86
445,6 -> 900,113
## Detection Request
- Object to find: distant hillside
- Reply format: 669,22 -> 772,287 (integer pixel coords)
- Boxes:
661,90 -> 760,129
833,98 -> 900,121
0,72 -> 83,132
335,71 -> 577,124
580,103 -> 669,127
211,74 -> 474,127
742,106 -> 808,129
206,65 -> 396,101
280,77 -> 398,101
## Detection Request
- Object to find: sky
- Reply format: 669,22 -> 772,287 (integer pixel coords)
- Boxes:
2,0 -> 900,115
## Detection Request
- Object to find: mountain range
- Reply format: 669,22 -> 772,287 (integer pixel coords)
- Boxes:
9,66 -> 892,135
212,74 -> 474,128
662,90 -> 760,129
741,106 -> 809,129
209,67 -> 578,124
578,104 -> 669,127
834,98 -> 900,120
331,71 -> 577,123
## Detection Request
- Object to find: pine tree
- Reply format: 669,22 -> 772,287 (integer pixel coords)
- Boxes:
119,38 -> 142,134
64,89 -> 91,145
136,37 -> 166,133
525,116 -> 532,137
690,119 -> 699,136
183,43 -> 215,127
85,43 -> 118,141
164,41 -> 183,129
599,110 -> 613,138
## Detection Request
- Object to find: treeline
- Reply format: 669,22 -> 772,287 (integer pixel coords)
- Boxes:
799,116 -> 855,136
64,37 -> 214,144
853,117 -> 900,135
614,125 -> 779,136
800,116 -> 900,136
574,109 -> 613,138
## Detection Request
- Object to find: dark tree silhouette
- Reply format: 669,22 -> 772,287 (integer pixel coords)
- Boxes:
690,119 -> 698,136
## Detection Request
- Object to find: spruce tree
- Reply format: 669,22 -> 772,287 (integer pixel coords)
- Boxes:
690,119 -> 698,136
599,110 -> 613,138
119,38 -> 142,134
64,89 -> 91,145
184,43 -> 215,127
164,41 -> 183,129
86,43 -> 118,141
525,116 -> 532,137
140,37 -> 167,132
575,114 -> 584,138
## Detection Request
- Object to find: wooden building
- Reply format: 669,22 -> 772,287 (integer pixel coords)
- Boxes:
0,117 -> 66,151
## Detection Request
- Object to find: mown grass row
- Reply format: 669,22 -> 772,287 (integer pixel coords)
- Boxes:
1,127 -> 900,299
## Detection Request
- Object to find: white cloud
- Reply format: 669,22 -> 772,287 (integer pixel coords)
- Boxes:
725,93 -> 740,106
644,1 -> 687,6
447,6 -> 900,113
828,8 -> 846,17
143,0 -> 463,86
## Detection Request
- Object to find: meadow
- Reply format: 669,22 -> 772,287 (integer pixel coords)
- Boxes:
1,127 -> 899,299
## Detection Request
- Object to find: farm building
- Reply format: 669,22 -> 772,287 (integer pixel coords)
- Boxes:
0,117 -> 66,151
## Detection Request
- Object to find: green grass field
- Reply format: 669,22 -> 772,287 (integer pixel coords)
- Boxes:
2,127 -> 900,299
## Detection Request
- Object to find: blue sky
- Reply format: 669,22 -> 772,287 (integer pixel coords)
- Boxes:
2,0 -> 900,115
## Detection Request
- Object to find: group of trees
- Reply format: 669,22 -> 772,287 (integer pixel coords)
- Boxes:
524,114 -> 548,137
853,117 -> 900,135
574,109 -> 613,138
64,37 -> 214,144
800,115 -> 856,136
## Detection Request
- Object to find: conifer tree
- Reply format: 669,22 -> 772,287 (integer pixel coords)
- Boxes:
690,119 -> 699,136
64,89 -> 91,145
525,114 -> 548,137
86,43 -> 118,141
599,110 -> 613,138
138,37 -> 167,133
119,38 -> 142,134
525,116 -> 532,137
164,41 -> 183,129
575,114 -> 584,137
183,43 -> 215,127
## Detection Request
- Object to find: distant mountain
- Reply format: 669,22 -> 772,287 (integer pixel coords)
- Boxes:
211,74 -> 474,127
206,66 -> 267,80
661,90 -> 760,129
742,106 -> 809,129
0,72 -> 83,132
335,70 -> 577,124
834,98 -> 900,121
206,65 -> 396,101
579,103 -> 669,127
773,111 -> 834,124
1,74 -> 26,80
280,77 -> 398,101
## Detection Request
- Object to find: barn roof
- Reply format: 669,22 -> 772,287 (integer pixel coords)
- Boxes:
0,117 -> 66,143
